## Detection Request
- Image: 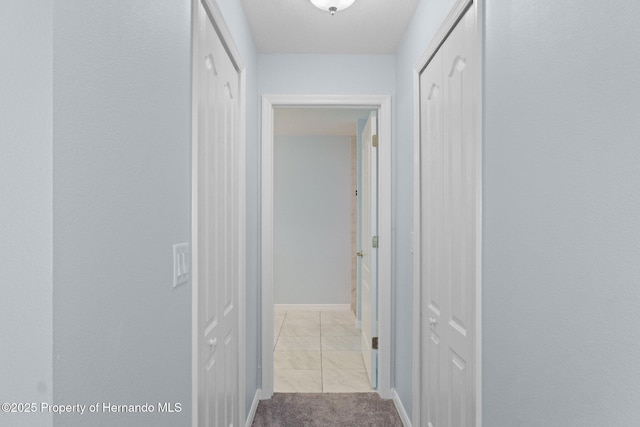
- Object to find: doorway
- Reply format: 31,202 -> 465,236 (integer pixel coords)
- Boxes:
271,107 -> 375,393
261,95 -> 392,400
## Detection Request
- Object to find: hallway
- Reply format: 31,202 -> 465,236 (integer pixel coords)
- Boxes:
4,1 -> 640,426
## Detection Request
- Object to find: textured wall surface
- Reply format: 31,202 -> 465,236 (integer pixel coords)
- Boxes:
274,136 -> 353,305
52,1 -> 192,425
483,1 -> 640,425
0,2 -> 53,426
259,54 -> 395,95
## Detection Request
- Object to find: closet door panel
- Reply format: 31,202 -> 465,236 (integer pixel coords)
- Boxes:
418,3 -> 477,426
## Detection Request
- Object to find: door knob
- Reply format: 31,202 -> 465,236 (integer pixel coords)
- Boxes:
429,317 -> 437,327
209,338 -> 217,349
356,251 -> 364,257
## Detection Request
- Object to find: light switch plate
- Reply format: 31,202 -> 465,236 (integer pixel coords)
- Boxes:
173,243 -> 190,288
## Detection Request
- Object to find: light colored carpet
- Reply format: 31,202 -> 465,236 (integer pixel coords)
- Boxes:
252,393 -> 403,427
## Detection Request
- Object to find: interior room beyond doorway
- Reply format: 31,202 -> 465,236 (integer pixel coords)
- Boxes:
273,308 -> 373,393
272,107 -> 374,393
261,95 -> 393,400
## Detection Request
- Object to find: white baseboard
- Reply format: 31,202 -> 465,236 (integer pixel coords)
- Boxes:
245,389 -> 261,427
392,389 -> 411,427
274,304 -> 351,312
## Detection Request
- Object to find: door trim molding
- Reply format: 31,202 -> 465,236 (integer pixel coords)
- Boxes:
261,94 -> 392,399
412,0 -> 483,425
391,389 -> 411,427
245,389 -> 261,427
191,0 -> 247,425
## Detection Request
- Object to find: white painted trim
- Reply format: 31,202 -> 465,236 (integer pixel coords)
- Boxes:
191,0 -> 246,425
238,66 -> 248,427
376,95 -> 393,400
260,95 -> 275,399
245,389 -> 261,427
411,0 -> 483,426
274,304 -> 351,312
190,2 -> 200,424
472,1 -> 484,425
190,4 -> 199,425
411,62 -> 421,427
261,94 -> 393,400
392,389 -> 412,427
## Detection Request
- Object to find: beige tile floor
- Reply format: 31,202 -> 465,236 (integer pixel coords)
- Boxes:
274,309 -> 374,393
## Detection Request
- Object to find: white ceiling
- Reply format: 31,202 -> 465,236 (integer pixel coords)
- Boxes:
239,0 -> 420,54
275,108 -> 373,137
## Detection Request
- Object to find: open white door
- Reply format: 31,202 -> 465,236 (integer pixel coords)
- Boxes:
360,112 -> 378,389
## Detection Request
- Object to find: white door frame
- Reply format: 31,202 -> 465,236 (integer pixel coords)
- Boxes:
261,94 -> 392,399
191,0 -> 247,425
412,0 -> 483,425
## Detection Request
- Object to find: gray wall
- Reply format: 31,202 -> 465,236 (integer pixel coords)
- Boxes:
393,0 -> 457,416
483,0 -> 640,425
274,136 -> 353,305
0,2 -> 53,427
52,1 -> 192,425
215,0 -> 260,416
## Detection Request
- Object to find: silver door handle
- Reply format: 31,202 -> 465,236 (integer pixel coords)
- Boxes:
356,251 -> 364,257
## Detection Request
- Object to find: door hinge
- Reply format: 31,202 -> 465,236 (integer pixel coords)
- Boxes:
372,135 -> 378,148
372,337 -> 378,350
372,236 -> 378,248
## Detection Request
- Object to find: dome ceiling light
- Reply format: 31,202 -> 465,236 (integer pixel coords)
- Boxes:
309,0 -> 356,15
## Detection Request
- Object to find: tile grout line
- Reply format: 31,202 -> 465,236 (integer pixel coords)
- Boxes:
274,311 -> 285,350
320,311 -> 324,393
273,311 -> 283,392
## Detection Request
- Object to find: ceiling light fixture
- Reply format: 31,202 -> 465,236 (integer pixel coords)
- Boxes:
309,0 -> 356,15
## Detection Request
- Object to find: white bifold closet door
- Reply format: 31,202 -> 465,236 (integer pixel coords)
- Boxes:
196,0 -> 242,426
418,4 -> 477,427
